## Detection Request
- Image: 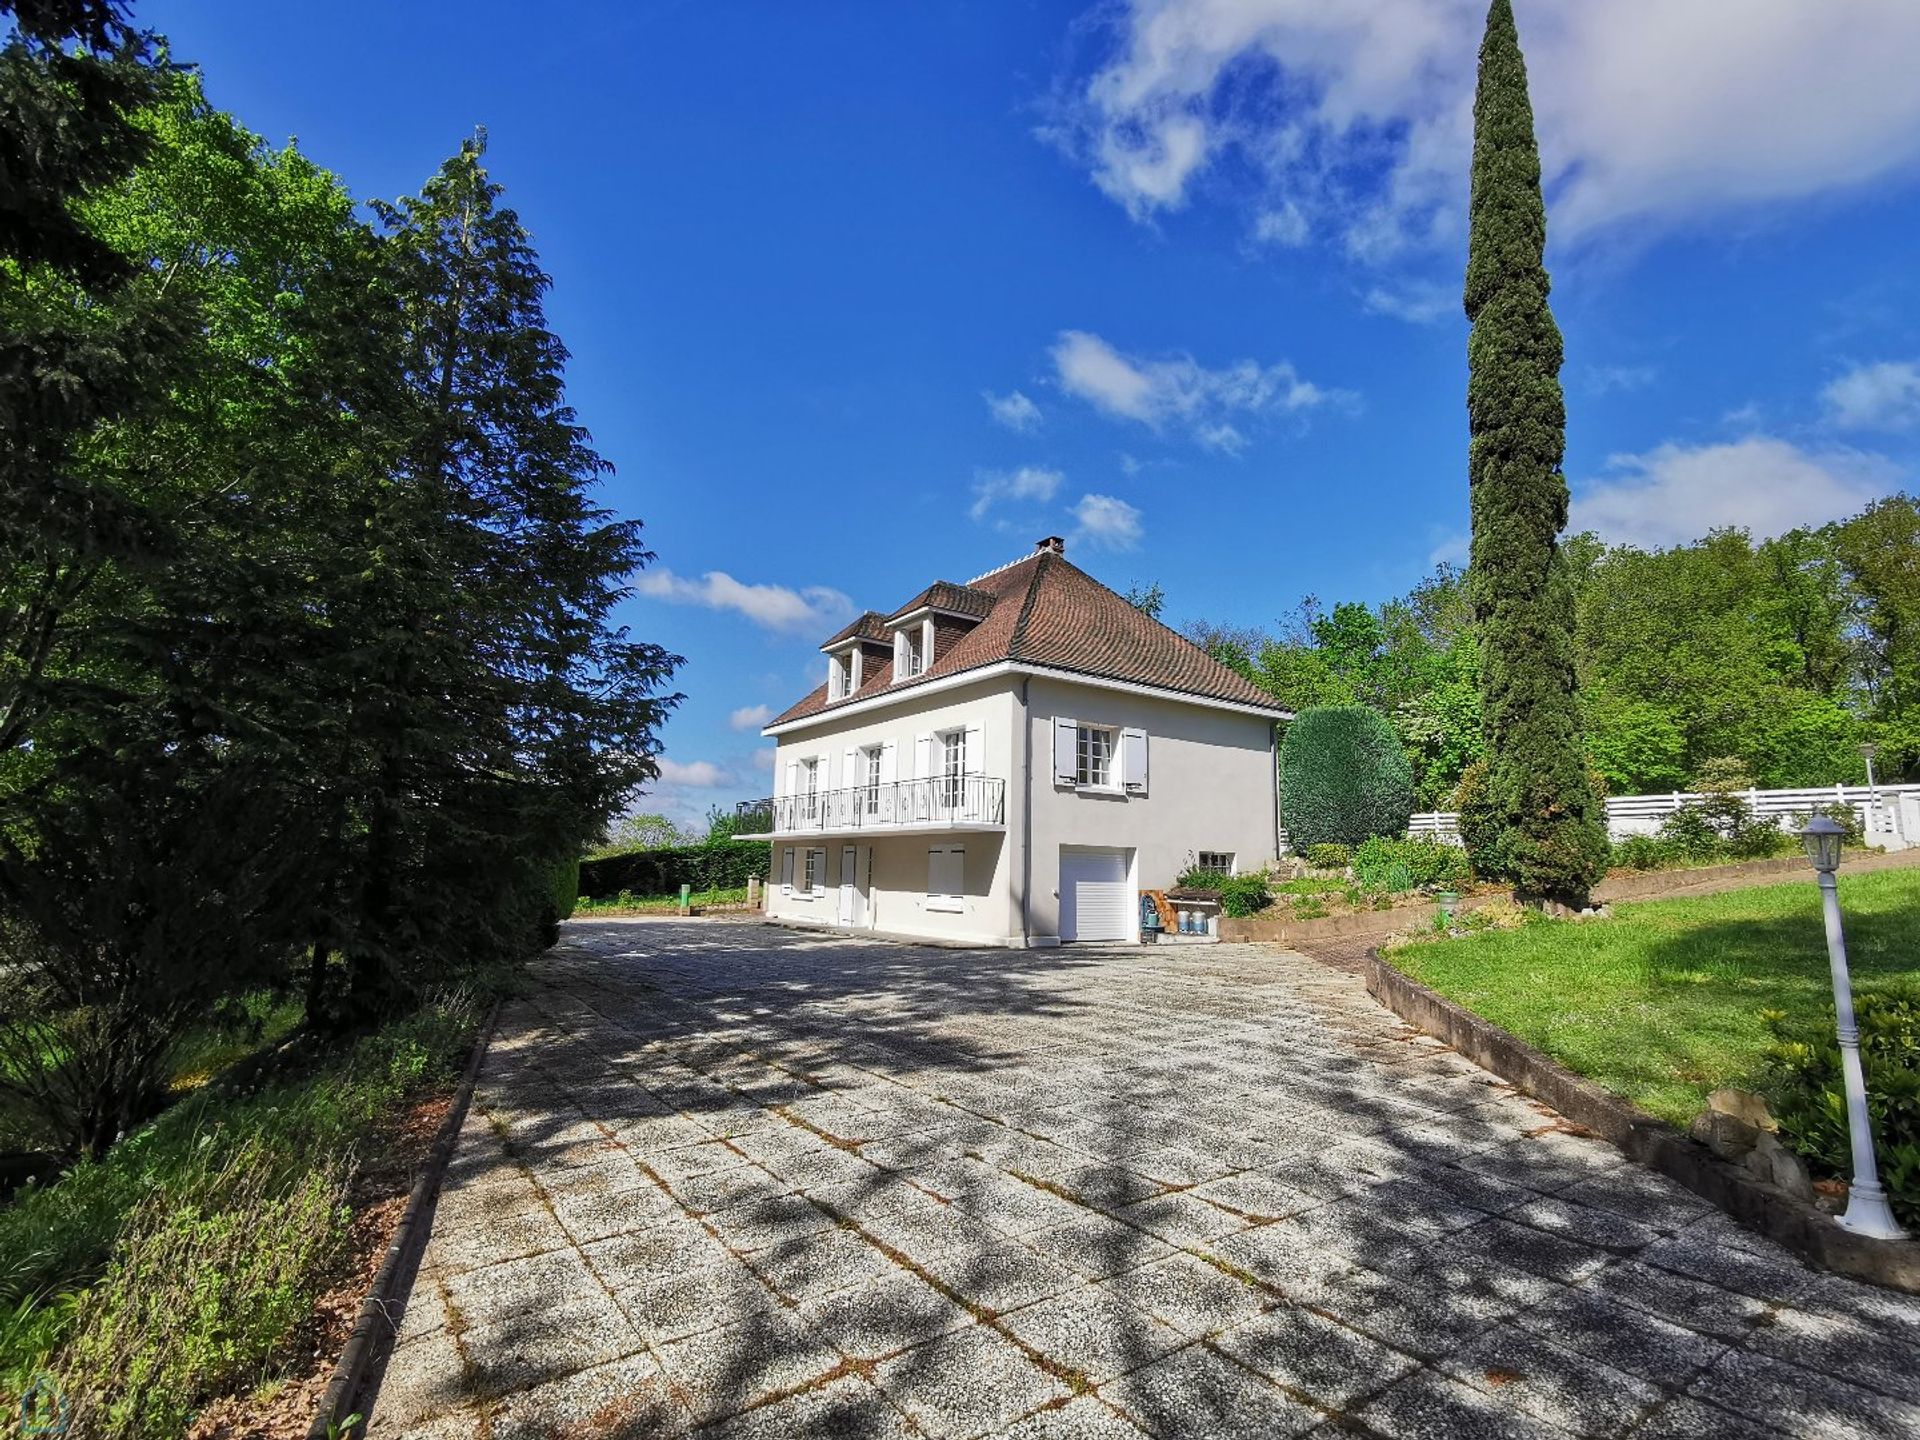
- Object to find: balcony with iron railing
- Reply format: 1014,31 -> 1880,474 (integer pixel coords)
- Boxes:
735,775 -> 1006,838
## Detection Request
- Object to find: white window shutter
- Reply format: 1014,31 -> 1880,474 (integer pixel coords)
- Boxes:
850,649 -> 863,691
813,847 -> 828,896
893,631 -> 906,676
843,747 -> 855,790
822,750 -> 837,792
781,847 -> 795,895
1122,727 -> 1148,795
963,722 -> 984,775
880,740 -> 897,784
921,618 -> 935,671
785,760 -> 799,799
915,733 -> 933,779
1053,717 -> 1077,787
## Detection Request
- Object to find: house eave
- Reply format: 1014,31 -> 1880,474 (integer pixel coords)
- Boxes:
762,660 -> 1288,737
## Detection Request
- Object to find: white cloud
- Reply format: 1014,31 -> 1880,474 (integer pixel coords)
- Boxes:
1822,360 -> 1920,430
655,757 -> 727,788
1569,436 -> 1899,549
1361,280 -> 1453,325
984,389 -> 1044,431
1252,201 -> 1309,247
1051,1 -> 1920,253
1049,329 -> 1348,448
728,704 -> 774,732
1070,493 -> 1144,550
633,568 -> 853,635
1584,364 -> 1657,396
970,465 -> 1064,521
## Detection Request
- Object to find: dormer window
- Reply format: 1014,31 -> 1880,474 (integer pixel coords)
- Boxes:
894,622 -> 929,680
825,647 -> 862,702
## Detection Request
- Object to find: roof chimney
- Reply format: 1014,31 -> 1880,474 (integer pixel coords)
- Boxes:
1036,535 -> 1065,555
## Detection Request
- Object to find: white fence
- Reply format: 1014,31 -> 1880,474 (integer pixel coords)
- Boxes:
1401,783 -> 1920,852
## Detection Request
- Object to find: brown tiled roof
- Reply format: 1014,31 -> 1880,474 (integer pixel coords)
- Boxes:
819,611 -> 892,650
885,580 -> 994,621
768,550 -> 1286,727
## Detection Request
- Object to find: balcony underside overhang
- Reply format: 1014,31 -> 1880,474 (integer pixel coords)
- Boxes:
735,819 -> 1007,842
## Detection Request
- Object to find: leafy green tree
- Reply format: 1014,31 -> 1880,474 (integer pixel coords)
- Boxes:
1463,0 -> 1606,905
1122,580 -> 1165,619
1835,495 -> 1920,778
600,812 -> 685,852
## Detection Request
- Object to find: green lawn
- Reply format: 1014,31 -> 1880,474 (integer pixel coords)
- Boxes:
574,885 -> 751,914
1389,867 -> 1920,1127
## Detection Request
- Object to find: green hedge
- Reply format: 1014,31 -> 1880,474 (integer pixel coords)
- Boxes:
551,856 -> 579,921
1278,706 -> 1416,849
578,840 -> 771,900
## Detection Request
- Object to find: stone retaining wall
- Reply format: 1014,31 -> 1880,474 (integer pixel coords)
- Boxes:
1365,953 -> 1920,1293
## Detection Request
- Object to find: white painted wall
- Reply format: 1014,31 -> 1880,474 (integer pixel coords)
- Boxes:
760,671 -> 1280,945
1021,676 -> 1278,943
763,679 -> 1021,942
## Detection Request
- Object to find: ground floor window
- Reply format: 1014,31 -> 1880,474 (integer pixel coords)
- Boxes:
1197,851 -> 1235,874
927,845 -> 965,912
802,847 -> 826,897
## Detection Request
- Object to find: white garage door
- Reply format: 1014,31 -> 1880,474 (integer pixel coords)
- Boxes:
1060,848 -> 1130,942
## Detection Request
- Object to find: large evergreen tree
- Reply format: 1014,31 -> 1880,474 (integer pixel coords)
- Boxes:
1463,0 -> 1606,906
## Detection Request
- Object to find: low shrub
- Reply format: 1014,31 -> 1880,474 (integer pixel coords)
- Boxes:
1278,707 -> 1416,849
1763,981 -> 1920,1229
0,993 -> 479,1417
1609,835 -> 1677,870
1352,836 -> 1470,895
1458,896 -> 1532,933
1174,865 -> 1233,890
1301,843 -> 1352,871
1218,874 -> 1272,918
1790,802 -> 1866,845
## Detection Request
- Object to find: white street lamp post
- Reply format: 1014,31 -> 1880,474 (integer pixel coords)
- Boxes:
1799,814 -> 1907,1240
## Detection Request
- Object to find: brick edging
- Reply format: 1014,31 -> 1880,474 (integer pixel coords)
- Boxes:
308,999 -> 500,1440
1364,952 -> 1920,1293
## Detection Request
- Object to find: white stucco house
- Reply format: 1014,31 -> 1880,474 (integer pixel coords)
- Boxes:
736,537 -> 1289,946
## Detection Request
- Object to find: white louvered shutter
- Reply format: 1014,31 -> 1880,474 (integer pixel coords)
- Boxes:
1053,717 -> 1077,787
1122,727 -> 1148,795
964,722 -> 984,774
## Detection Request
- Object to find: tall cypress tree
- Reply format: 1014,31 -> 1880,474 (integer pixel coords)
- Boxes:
1464,0 -> 1606,907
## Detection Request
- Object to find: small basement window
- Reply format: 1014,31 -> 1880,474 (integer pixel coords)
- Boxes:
927,845 -> 964,912
1197,851 -> 1235,874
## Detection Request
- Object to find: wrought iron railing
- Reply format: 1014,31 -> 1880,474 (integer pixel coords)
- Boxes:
735,775 -> 1006,834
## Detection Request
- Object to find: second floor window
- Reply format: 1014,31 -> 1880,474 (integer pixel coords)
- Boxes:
827,653 -> 852,700
860,745 -> 883,812
1075,725 -> 1115,788
900,629 -> 924,678
798,758 -> 819,814
940,729 -> 966,807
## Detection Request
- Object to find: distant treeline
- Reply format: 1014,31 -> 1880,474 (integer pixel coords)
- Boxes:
1187,496 -> 1920,807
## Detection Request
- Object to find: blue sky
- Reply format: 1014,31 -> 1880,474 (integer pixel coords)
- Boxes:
147,0 -> 1920,832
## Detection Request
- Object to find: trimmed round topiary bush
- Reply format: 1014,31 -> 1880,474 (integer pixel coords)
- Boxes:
1278,706 -> 1416,849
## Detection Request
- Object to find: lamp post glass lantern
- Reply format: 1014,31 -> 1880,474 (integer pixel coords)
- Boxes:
1797,815 -> 1907,1239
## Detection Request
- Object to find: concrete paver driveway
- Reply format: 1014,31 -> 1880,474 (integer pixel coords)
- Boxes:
370,920 -> 1920,1439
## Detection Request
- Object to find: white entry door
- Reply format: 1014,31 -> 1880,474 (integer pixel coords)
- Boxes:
838,845 -> 867,926
1059,848 -> 1130,942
